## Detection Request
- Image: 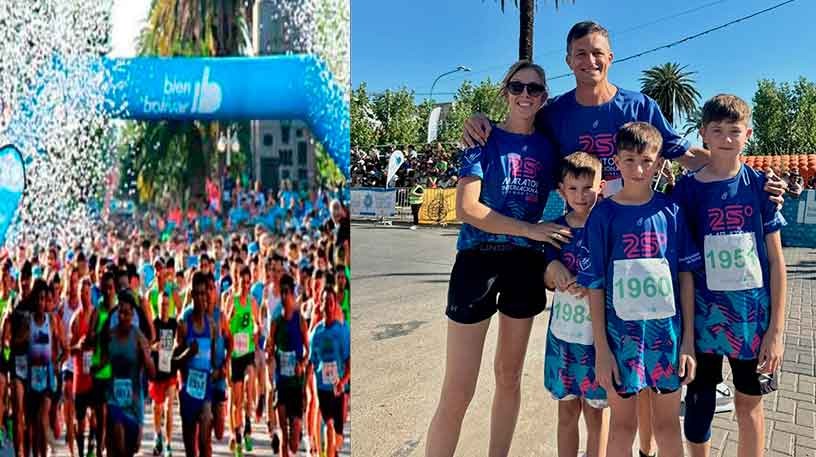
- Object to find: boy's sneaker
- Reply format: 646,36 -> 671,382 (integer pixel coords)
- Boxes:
244,435 -> 254,451
715,382 -> 734,413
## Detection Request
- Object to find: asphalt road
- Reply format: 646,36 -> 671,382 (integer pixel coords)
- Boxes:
352,222 -> 566,457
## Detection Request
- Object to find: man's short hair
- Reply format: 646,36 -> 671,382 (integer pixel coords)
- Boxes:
560,152 -> 603,182
702,94 -> 751,127
566,21 -> 610,54
615,122 -> 663,156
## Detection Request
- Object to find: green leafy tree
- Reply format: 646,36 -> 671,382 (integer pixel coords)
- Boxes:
752,77 -> 816,155
496,0 -> 575,61
372,87 -> 419,146
439,79 -> 508,144
351,82 -> 380,149
124,0 -> 253,206
640,62 -> 701,127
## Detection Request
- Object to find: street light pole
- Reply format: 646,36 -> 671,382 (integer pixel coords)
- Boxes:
429,65 -> 471,102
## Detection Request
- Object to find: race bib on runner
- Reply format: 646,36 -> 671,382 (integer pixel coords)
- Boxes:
235,333 -> 249,355
186,369 -> 207,400
82,351 -> 93,375
31,365 -> 47,392
704,232 -> 763,291
549,290 -> 593,345
612,258 -> 676,321
159,329 -> 174,373
14,355 -> 27,379
321,361 -> 339,386
279,350 -> 296,377
113,378 -> 132,407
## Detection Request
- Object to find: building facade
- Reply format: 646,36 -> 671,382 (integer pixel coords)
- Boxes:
251,0 -> 316,193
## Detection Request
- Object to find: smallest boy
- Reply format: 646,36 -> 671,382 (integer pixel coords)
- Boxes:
542,152 -> 608,457
672,94 -> 786,457
578,122 -> 699,457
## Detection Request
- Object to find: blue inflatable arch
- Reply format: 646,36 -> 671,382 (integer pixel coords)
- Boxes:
103,55 -> 350,176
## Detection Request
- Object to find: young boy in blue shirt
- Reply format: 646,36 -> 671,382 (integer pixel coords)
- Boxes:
543,152 -> 609,457
671,94 -> 786,457
578,122 -> 699,457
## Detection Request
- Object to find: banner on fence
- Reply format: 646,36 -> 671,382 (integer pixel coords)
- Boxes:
351,188 -> 397,217
419,188 -> 458,224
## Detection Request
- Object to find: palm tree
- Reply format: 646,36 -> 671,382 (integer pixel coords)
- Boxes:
640,62 -> 701,127
126,0 -> 254,204
496,0 -> 575,61
680,105 -> 703,139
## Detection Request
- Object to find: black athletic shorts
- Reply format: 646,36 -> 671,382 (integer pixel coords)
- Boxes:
276,382 -> 305,419
75,391 -> 93,421
317,389 -> 344,436
92,378 -> 110,407
230,352 -> 255,383
689,352 -> 777,396
446,246 -> 550,324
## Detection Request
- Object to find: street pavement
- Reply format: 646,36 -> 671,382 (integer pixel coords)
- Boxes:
352,222 -> 816,457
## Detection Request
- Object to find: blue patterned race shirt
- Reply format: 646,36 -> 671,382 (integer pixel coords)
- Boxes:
543,216 -> 606,401
672,164 -> 785,359
456,127 -> 559,251
577,192 -> 702,395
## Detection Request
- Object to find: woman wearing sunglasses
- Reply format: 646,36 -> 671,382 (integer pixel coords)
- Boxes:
425,60 -> 568,457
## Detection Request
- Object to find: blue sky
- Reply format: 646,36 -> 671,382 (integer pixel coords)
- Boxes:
351,0 -> 812,115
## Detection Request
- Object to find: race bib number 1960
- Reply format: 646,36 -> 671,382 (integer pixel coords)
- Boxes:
612,258 -> 675,321
549,290 -> 593,345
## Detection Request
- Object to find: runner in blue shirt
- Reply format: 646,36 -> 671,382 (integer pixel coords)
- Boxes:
671,95 -> 786,457
577,122 -> 699,457
308,286 -> 349,457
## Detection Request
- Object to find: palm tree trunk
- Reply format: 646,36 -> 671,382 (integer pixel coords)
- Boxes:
519,0 -> 534,61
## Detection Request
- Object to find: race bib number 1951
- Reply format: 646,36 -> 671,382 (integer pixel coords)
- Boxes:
704,232 -> 763,291
549,290 -> 593,345
612,258 -> 676,321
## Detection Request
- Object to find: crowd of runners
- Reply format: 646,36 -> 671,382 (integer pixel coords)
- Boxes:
0,190 -> 351,457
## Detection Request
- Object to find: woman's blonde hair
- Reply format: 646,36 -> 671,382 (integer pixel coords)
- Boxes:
499,60 -> 548,100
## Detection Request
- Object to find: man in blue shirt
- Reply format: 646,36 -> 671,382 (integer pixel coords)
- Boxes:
308,286 -> 349,457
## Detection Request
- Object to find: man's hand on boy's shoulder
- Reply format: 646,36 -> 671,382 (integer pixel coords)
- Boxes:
763,169 -> 788,208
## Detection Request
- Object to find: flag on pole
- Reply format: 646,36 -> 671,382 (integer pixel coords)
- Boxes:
386,150 -> 406,188
0,144 -> 25,247
427,106 -> 442,143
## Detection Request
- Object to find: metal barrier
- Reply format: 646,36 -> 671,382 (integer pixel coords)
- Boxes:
351,186 -> 459,224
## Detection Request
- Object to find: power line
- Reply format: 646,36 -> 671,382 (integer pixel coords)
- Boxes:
426,0 -> 731,81
548,0 -> 797,80
368,0 -> 796,96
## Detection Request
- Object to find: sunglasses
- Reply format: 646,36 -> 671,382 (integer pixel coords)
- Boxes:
506,81 -> 546,97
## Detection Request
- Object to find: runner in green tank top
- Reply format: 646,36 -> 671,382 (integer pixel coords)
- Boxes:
144,260 -> 180,320
227,265 -> 261,454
